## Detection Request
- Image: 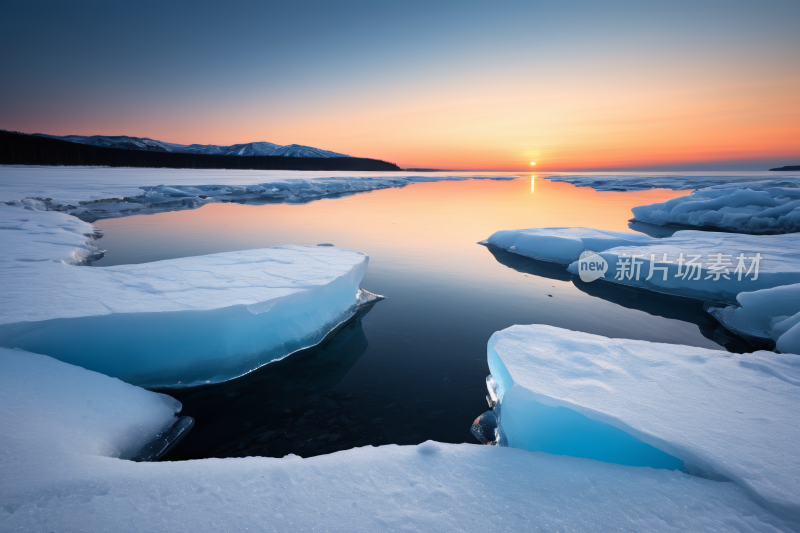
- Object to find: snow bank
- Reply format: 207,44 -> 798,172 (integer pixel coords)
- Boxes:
0,205 -> 368,387
1,348 -> 792,532
708,283 -> 800,354
484,227 -> 800,303
487,325 -> 800,522
0,166 -> 514,220
631,179 -> 800,234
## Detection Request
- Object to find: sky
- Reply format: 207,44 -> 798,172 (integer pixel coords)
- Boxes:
1,0 -> 798,171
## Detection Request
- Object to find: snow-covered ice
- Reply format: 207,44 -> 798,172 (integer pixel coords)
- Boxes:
1,347 -> 793,533
631,178 -> 800,234
708,283 -> 800,355
484,227 -> 800,303
0,166 -> 514,220
487,324 -> 800,522
481,227 -> 655,264
0,204 -> 369,387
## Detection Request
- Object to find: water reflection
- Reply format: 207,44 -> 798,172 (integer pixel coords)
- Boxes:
627,220 -> 742,238
627,220 -> 683,238
482,243 -> 572,282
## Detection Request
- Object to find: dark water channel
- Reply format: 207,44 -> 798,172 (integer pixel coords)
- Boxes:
92,177 -> 740,459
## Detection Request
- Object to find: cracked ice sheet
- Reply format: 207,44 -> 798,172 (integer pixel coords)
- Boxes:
483,227 -> 800,303
1,348 -> 793,533
0,204 -> 368,387
0,166 -> 517,220
488,324 -> 800,524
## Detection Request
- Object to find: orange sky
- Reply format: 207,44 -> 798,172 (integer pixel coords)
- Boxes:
3,2 -> 799,171
59,60 -> 799,171
136,71 -> 798,171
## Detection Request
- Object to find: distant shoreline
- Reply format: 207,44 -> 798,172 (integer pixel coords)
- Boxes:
0,131 -> 401,172
770,165 -> 800,171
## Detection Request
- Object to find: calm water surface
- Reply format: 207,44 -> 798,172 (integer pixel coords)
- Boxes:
93,177 -> 728,459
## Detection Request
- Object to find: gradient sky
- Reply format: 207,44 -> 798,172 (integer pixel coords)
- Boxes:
1,0 -> 798,171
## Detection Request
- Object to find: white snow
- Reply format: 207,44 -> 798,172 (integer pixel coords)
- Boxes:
1,347 -> 793,532
0,166 -> 515,220
484,227 -> 800,303
487,324 -> 800,523
0,204 -> 368,388
708,283 -> 800,354
632,178 -> 800,234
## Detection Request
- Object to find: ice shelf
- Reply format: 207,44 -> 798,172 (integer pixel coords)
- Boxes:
1,347 -> 793,532
0,204 -> 369,387
487,324 -> 800,522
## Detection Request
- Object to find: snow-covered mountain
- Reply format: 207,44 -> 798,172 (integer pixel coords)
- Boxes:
32,134 -> 351,158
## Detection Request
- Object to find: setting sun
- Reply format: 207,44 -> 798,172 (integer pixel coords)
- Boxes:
530,162 -> 536,166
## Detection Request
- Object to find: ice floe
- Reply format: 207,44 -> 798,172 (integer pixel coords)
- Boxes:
1,348 -> 793,532
0,166 -> 514,220
708,283 -> 800,355
483,227 -> 800,303
632,178 -> 800,234
0,204 -> 369,387
486,324 -> 800,522
481,227 -> 655,264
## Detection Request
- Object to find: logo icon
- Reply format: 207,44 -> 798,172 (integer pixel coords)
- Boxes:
577,250 -> 608,282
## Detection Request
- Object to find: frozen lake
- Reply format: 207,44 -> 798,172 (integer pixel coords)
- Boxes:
91,176 -> 730,459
